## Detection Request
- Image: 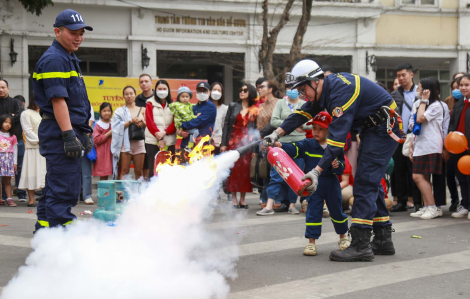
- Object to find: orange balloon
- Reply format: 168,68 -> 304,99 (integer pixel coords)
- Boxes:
458,155 -> 470,175
444,132 -> 468,154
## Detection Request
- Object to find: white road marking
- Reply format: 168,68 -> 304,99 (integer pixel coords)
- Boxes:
238,218 -> 469,257
229,249 -> 470,298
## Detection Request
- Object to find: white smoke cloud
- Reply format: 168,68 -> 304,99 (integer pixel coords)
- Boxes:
1,151 -> 242,299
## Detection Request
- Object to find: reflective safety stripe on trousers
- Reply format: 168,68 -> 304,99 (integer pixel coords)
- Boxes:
330,217 -> 348,224
352,218 -> 373,226
38,220 -> 49,227
38,220 -> 73,227
373,216 -> 390,223
33,71 -> 80,80
306,222 -> 322,226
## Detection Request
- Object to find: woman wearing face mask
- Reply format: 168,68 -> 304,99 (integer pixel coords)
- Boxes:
145,80 -> 176,178
257,86 -> 311,216
209,82 -> 228,155
443,77 -> 464,211
178,82 -> 217,150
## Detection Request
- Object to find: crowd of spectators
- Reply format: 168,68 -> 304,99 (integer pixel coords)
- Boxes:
1,62 -> 470,222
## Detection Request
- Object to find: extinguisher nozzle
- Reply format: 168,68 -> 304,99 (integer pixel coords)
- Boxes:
235,140 -> 263,157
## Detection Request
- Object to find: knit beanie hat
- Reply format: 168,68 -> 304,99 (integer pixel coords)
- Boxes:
177,86 -> 193,100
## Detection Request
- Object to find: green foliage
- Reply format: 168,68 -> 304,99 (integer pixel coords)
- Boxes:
17,0 -> 54,16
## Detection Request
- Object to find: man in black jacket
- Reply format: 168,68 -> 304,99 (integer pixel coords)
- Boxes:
389,64 -> 419,212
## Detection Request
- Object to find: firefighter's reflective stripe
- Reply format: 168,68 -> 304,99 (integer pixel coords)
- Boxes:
306,222 -> 322,226
327,139 -> 345,147
33,71 -> 80,80
38,220 -> 49,227
352,218 -> 373,226
373,216 -> 390,223
292,143 -> 299,159
63,221 -> 73,226
305,152 -> 322,158
330,217 -> 348,224
341,75 -> 360,111
294,110 -> 312,120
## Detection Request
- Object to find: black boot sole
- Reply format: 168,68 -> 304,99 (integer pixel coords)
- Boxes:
329,254 -> 375,262
372,249 -> 395,255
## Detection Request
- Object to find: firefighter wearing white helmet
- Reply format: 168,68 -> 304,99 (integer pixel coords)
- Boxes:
264,59 -> 405,262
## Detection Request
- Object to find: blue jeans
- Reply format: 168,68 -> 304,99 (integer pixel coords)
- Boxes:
266,158 -> 305,204
81,154 -> 93,200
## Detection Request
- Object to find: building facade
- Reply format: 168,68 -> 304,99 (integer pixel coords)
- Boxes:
1,0 -> 469,101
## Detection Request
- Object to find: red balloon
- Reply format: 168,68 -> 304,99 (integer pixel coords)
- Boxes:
444,132 -> 468,154
458,155 -> 470,175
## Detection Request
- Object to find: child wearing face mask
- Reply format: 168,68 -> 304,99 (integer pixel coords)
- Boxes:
169,85 -> 199,150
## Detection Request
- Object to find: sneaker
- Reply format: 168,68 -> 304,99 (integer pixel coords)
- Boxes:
410,206 -> 427,218
5,198 -> 17,207
301,200 -> 308,213
256,208 -> 274,216
420,206 -> 441,220
323,205 -> 330,218
436,207 -> 443,217
18,198 -> 27,202
338,237 -> 350,250
468,212 -> 470,220
451,205 -> 469,218
303,243 -> 317,256
84,198 -> 94,205
253,188 -> 259,194
288,207 -> 300,214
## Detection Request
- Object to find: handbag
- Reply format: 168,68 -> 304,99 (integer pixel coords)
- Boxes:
250,153 -> 269,180
402,133 -> 413,157
128,107 -> 145,140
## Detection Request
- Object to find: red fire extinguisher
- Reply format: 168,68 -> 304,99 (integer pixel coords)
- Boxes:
266,146 -> 312,196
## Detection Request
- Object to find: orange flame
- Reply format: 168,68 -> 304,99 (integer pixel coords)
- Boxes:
154,136 -> 218,189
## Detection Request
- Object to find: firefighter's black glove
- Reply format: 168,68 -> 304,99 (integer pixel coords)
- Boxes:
302,168 -> 321,195
62,130 -> 84,158
263,130 -> 280,148
81,132 -> 92,154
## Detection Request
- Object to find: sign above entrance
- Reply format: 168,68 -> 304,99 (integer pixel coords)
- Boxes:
154,12 -> 247,39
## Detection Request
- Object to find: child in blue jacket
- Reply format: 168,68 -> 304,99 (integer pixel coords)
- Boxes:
274,111 -> 350,256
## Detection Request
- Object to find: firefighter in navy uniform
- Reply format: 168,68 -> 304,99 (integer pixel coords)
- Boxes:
264,60 -> 403,262
32,9 -> 93,230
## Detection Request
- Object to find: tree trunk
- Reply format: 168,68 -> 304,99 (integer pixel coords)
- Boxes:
259,0 -> 295,81
281,0 -> 313,87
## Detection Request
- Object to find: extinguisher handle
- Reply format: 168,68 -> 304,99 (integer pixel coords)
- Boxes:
297,178 -> 313,197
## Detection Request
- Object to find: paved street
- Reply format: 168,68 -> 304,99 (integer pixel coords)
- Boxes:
0,190 -> 469,298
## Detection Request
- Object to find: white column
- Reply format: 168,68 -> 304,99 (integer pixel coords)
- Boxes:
129,41 -> 157,78
1,35 -> 29,97
355,17 -> 377,81
245,45 -> 263,85
224,65 -> 233,102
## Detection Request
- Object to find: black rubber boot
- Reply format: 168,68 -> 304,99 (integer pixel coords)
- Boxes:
329,227 -> 374,262
371,225 -> 395,255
